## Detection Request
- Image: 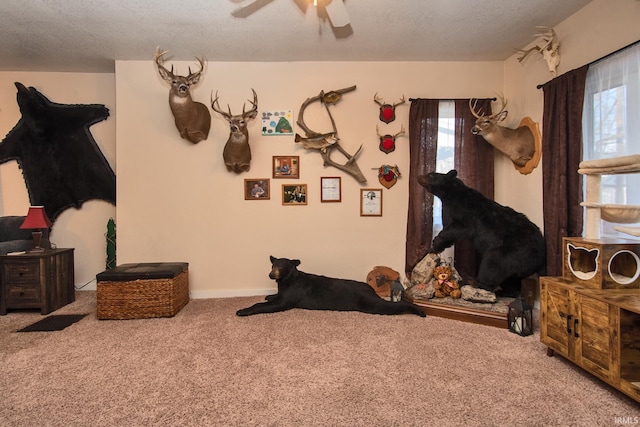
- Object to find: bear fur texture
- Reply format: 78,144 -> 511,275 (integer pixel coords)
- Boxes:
236,256 -> 426,317
417,169 -> 546,295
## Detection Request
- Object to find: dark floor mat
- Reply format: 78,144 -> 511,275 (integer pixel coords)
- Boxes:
17,314 -> 88,332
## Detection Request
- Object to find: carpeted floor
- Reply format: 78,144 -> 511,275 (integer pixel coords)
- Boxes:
0,291 -> 638,426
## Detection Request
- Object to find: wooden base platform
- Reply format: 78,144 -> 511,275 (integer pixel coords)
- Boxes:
404,295 -> 508,329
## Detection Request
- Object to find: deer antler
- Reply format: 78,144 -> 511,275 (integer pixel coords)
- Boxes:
154,47 -> 174,80
297,85 -> 366,183
210,91 -> 232,120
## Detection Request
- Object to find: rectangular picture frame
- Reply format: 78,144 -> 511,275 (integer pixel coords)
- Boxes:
282,184 -> 307,205
320,177 -> 342,202
273,156 -> 300,179
360,188 -> 383,216
244,179 -> 270,200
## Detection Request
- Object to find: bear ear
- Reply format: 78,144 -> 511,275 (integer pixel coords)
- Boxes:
292,259 -> 301,267
270,255 -> 276,263
446,169 -> 458,178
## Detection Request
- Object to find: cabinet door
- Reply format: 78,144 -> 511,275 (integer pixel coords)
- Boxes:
575,295 -> 618,384
540,280 -> 573,358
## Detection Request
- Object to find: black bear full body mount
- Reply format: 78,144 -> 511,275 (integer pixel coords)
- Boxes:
236,256 -> 425,317
417,169 -> 546,295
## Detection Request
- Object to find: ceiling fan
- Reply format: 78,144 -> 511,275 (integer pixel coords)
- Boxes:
230,0 -> 351,28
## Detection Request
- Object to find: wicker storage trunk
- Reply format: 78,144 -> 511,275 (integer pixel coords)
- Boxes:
96,262 -> 189,320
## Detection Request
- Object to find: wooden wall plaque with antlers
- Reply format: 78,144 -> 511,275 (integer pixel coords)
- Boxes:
296,85 -> 367,183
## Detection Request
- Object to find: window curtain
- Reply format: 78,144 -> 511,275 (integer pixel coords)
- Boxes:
405,99 -> 439,274
541,65 -> 589,276
453,99 -> 494,280
405,98 -> 494,277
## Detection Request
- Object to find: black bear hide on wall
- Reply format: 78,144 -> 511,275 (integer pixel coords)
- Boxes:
0,82 -> 115,222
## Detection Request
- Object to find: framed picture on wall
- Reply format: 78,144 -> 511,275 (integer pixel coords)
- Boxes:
282,184 -> 307,205
320,177 -> 341,202
360,189 -> 382,216
273,156 -> 300,179
244,179 -> 270,200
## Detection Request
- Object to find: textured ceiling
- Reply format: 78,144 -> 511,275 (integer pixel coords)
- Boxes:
0,0 -> 593,73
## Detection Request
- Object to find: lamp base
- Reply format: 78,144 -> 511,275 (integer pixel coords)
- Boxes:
27,230 -> 47,253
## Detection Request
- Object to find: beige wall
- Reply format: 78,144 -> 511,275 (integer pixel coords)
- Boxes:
1,0 -> 638,297
115,61 -> 502,297
0,73 -> 116,290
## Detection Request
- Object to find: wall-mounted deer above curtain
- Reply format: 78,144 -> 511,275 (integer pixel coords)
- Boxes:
211,89 -> 258,173
154,47 -> 211,144
297,85 -> 366,183
469,94 -> 541,175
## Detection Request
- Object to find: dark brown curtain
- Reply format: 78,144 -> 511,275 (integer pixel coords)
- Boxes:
541,65 -> 589,276
405,99 -> 439,274
453,99 -> 494,280
405,98 -> 494,277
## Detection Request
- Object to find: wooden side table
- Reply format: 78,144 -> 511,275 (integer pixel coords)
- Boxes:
0,248 -> 75,315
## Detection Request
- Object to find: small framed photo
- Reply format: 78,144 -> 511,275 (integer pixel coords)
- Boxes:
321,177 -> 342,202
360,189 -> 383,216
282,184 -> 307,205
244,179 -> 270,200
273,156 -> 300,179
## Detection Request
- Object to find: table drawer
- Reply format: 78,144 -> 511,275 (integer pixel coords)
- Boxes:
6,286 -> 40,305
3,262 -> 40,284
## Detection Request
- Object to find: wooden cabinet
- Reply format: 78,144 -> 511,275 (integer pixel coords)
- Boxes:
0,248 -> 75,315
540,276 -> 640,403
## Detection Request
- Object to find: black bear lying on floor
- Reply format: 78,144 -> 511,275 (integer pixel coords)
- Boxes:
236,256 -> 426,317
417,169 -> 546,296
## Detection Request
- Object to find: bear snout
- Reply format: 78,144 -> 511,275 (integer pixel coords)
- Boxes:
269,268 -> 280,280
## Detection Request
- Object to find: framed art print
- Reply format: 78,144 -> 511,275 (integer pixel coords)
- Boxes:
320,177 -> 341,202
244,179 -> 270,200
360,189 -> 382,216
262,110 -> 293,135
273,156 -> 300,179
282,184 -> 307,205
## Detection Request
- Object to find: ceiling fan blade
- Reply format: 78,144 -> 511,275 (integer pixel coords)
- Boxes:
325,0 -> 350,28
231,0 -> 276,18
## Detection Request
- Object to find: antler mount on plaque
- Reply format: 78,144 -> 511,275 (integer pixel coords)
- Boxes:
296,85 -> 367,183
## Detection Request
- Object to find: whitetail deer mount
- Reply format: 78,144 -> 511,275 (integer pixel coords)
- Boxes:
154,47 -> 211,144
297,85 -> 366,183
515,27 -> 560,76
211,89 -> 259,173
469,94 -> 541,175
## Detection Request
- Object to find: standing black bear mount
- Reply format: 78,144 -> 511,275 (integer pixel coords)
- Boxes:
236,256 -> 426,317
417,170 -> 546,296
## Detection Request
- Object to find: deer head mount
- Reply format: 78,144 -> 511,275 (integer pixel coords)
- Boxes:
211,89 -> 259,174
297,85 -> 367,184
154,47 -> 211,144
515,27 -> 560,76
376,124 -> 405,154
469,94 -> 541,175
374,93 -> 405,123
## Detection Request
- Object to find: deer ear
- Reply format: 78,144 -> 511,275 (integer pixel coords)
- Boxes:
496,110 -> 508,122
188,74 -> 201,85
157,68 -> 170,80
246,110 -> 258,120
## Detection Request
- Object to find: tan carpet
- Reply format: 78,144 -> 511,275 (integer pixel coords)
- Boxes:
0,291 -> 638,426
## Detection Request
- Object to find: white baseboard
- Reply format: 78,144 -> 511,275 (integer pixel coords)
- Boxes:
189,289 -> 274,299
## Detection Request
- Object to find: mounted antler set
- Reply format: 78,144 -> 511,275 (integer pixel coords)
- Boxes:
469,94 -> 541,174
374,93 -> 405,124
154,47 -> 211,144
515,27 -> 560,76
297,85 -> 367,183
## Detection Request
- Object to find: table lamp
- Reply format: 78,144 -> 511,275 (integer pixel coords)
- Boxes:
20,206 -> 52,252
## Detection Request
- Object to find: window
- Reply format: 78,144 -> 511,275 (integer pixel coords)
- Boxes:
433,101 -> 455,236
582,42 -> 640,238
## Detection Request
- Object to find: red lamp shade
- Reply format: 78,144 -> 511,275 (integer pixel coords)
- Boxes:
20,206 -> 52,230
